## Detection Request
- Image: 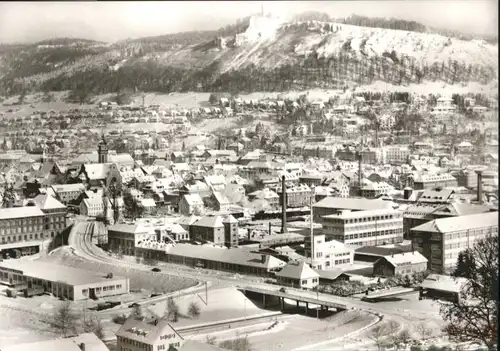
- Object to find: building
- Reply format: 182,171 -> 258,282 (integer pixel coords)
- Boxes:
80,196 -> 111,218
373,251 -> 428,277
411,173 -> 458,190
319,208 -> 404,247
313,197 -> 396,222
0,260 -> 129,301
384,146 -> 411,165
190,215 -> 239,248
134,244 -> 286,277
51,183 -> 86,204
97,135 -> 109,164
29,194 -> 67,235
403,202 -> 492,239
410,211 -> 498,273
360,181 -> 394,199
276,184 -> 312,208
275,261 -> 319,289
0,333 -> 109,351
248,188 -> 279,209
305,233 -> 354,270
107,223 -> 157,255
419,274 -> 468,303
178,193 -> 204,216
299,174 -> 325,187
0,206 -> 60,257
116,315 -> 184,351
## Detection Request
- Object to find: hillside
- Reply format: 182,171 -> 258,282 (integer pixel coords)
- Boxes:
0,15 -> 497,97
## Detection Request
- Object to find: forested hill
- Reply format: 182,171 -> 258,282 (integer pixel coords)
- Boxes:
0,14 -> 497,98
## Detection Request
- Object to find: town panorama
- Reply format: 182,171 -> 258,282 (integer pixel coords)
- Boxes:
0,2 -> 497,351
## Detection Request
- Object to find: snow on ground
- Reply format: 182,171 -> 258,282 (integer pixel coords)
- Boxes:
144,287 -> 272,328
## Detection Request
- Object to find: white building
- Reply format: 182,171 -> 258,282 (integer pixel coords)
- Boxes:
80,197 -> 112,218
275,261 -> 319,289
383,146 -> 411,165
116,315 -> 184,351
306,233 -> 354,270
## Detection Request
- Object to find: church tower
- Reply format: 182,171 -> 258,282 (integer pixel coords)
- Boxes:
98,133 -> 109,164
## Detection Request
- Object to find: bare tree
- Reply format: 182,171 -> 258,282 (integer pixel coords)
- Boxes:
415,323 -> 433,340
439,235 -> 498,349
83,315 -> 105,340
206,335 -> 217,345
370,324 -> 389,351
391,329 -> 412,350
51,301 -> 79,338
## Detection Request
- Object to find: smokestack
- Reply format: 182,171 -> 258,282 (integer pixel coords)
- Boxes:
269,222 -> 272,235
281,175 -> 287,234
476,170 -> 483,204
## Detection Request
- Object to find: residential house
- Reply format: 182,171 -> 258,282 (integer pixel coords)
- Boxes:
80,197 -> 111,218
190,215 -> 239,248
276,184 -> 312,208
116,315 -> 184,351
51,183 -> 86,205
373,251 -> 428,277
275,261 -> 319,289
212,191 -> 231,212
178,194 -> 204,216
248,188 -> 279,209
108,223 -> 157,255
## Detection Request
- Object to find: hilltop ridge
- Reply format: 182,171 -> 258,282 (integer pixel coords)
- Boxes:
0,14 -> 497,97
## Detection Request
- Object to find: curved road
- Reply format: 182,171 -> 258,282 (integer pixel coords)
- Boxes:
67,220 -> 445,346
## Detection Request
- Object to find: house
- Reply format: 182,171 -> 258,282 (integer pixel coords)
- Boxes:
108,223 -> 157,255
140,198 -> 156,215
373,251 -> 428,277
178,193 -> 204,216
80,197 -> 111,218
190,215 -> 239,248
51,183 -> 86,204
212,191 -> 231,212
275,261 -> 319,289
116,315 -> 184,351
248,188 -> 279,209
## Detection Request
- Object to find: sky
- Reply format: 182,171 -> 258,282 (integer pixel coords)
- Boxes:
0,1 -> 497,43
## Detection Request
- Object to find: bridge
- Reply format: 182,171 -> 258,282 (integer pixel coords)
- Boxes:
239,285 -> 348,314
361,287 -> 417,302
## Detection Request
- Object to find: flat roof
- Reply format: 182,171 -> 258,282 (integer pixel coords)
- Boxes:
0,260 -> 127,286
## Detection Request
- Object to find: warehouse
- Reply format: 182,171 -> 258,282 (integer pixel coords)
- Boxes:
0,260 -> 129,301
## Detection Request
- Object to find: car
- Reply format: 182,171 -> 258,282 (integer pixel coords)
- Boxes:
279,287 -> 286,293
151,268 -> 161,272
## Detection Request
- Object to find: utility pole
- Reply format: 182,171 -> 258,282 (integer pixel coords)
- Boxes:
310,195 -> 314,268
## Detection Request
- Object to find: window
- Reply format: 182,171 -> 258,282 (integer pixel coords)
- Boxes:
301,280 -> 307,285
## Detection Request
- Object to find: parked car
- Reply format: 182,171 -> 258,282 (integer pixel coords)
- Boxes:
151,268 -> 161,272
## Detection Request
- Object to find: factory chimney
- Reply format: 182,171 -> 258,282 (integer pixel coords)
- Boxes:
476,170 -> 483,204
281,175 -> 287,234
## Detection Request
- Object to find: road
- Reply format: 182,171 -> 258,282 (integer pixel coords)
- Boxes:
67,219 -> 445,349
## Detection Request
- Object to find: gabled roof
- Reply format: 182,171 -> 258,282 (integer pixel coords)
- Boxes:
411,211 -> 498,233
182,193 -> 203,206
82,163 -> 111,180
377,251 -> 428,267
0,333 -> 109,351
275,261 -> 319,280
192,215 -> 224,228
117,316 -> 183,345
213,191 -> 231,206
108,223 -> 154,235
31,194 -> 66,211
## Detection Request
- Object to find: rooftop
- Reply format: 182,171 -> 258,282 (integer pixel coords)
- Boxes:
0,260 -> 127,286
0,206 -> 45,220
0,333 -> 109,351
117,315 -> 182,345
313,197 -> 395,211
275,261 -> 319,280
411,211 -> 498,233
377,251 -> 428,267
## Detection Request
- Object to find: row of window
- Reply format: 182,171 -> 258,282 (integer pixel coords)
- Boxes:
1,232 -> 55,243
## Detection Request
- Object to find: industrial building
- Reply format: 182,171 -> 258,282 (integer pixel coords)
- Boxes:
305,233 -> 354,270
319,208 -> 404,247
134,243 -> 286,277
0,196 -> 68,258
411,211 -> 498,273
0,260 -> 129,301
313,197 -> 396,222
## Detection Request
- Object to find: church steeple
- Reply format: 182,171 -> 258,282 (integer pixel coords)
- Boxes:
98,131 -> 108,164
